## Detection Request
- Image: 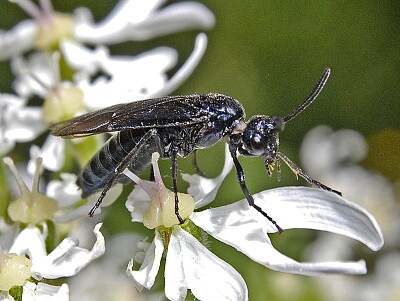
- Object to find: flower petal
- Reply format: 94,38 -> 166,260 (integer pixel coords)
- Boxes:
143,33 -> 208,98
9,226 -> 47,260
54,184 -> 122,222
191,187 -> 383,275
0,20 -> 37,61
30,223 -> 105,279
182,143 -> 233,208
125,182 -> 155,224
28,136 -> 65,173
126,231 -> 163,291
253,187 -> 384,251
46,173 -> 81,209
64,41 -> 179,109
22,282 -> 69,301
165,227 -> 247,301
11,53 -> 55,99
0,93 -> 45,155
74,0 -> 214,43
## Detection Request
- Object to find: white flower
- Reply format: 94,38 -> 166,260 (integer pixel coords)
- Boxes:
1,223 -> 104,300
11,223 -> 104,279
68,232 -> 163,301
0,93 -> 45,155
2,1 -> 214,106
0,0 -> 73,60
123,146 -> 383,300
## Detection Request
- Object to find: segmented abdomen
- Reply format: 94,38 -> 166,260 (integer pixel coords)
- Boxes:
77,129 -> 159,197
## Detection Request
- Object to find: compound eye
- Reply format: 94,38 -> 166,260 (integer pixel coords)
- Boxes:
249,134 -> 267,155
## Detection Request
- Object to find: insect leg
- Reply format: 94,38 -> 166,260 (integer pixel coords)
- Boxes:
192,149 -> 207,177
88,129 -> 158,216
229,143 -> 283,233
171,144 -> 184,224
277,152 -> 342,195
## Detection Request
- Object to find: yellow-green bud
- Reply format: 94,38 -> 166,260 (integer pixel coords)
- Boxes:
34,13 -> 74,50
144,190 -> 195,229
42,86 -> 84,124
0,248 -> 32,291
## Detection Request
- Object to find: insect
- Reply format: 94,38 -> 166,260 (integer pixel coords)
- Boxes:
51,68 -> 339,232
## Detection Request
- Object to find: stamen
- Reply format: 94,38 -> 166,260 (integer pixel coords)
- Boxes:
10,0 -> 43,22
3,157 -> 31,198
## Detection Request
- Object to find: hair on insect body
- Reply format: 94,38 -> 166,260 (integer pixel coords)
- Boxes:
51,68 -> 339,233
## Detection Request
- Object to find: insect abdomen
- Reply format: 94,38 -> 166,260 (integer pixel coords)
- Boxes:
77,129 -> 157,197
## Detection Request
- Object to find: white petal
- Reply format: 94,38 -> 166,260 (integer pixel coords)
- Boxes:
61,40 -> 106,74
191,187 -> 383,275
165,227 -> 247,301
193,203 -> 366,275
116,2 -> 215,42
0,138 -> 14,156
55,184 -> 122,222
98,47 -> 176,79
152,33 -> 208,101
0,93 -> 45,146
9,226 -> 47,259
74,0 -> 163,43
0,218 -> 19,250
126,231 -> 163,290
252,187 -> 384,250
74,1 -> 214,43
125,184 -> 152,223
46,173 -> 81,208
31,223 -> 105,279
28,136 -> 65,173
11,53 -> 55,99
22,282 -> 69,301
0,20 -> 37,61
68,43 -> 178,109
6,106 -> 45,139
182,143 -> 233,208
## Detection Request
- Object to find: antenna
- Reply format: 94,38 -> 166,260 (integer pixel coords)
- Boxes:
283,68 -> 331,123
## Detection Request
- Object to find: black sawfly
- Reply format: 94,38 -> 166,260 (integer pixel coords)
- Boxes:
51,68 -> 340,232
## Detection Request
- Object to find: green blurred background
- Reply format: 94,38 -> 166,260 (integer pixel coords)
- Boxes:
0,1 -> 399,300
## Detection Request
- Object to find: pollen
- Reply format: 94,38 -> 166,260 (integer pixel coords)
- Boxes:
0,247 -> 32,291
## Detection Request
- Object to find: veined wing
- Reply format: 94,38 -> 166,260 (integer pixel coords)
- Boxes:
50,94 -> 210,138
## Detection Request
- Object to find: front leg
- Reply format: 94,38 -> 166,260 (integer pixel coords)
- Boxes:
229,143 -> 283,233
171,144 -> 184,224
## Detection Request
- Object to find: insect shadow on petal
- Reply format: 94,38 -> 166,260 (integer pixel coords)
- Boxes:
51,68 -> 340,233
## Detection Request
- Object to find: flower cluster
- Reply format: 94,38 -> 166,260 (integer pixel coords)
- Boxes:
0,1 -> 385,301
121,145 -> 383,300
0,0 -> 214,299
